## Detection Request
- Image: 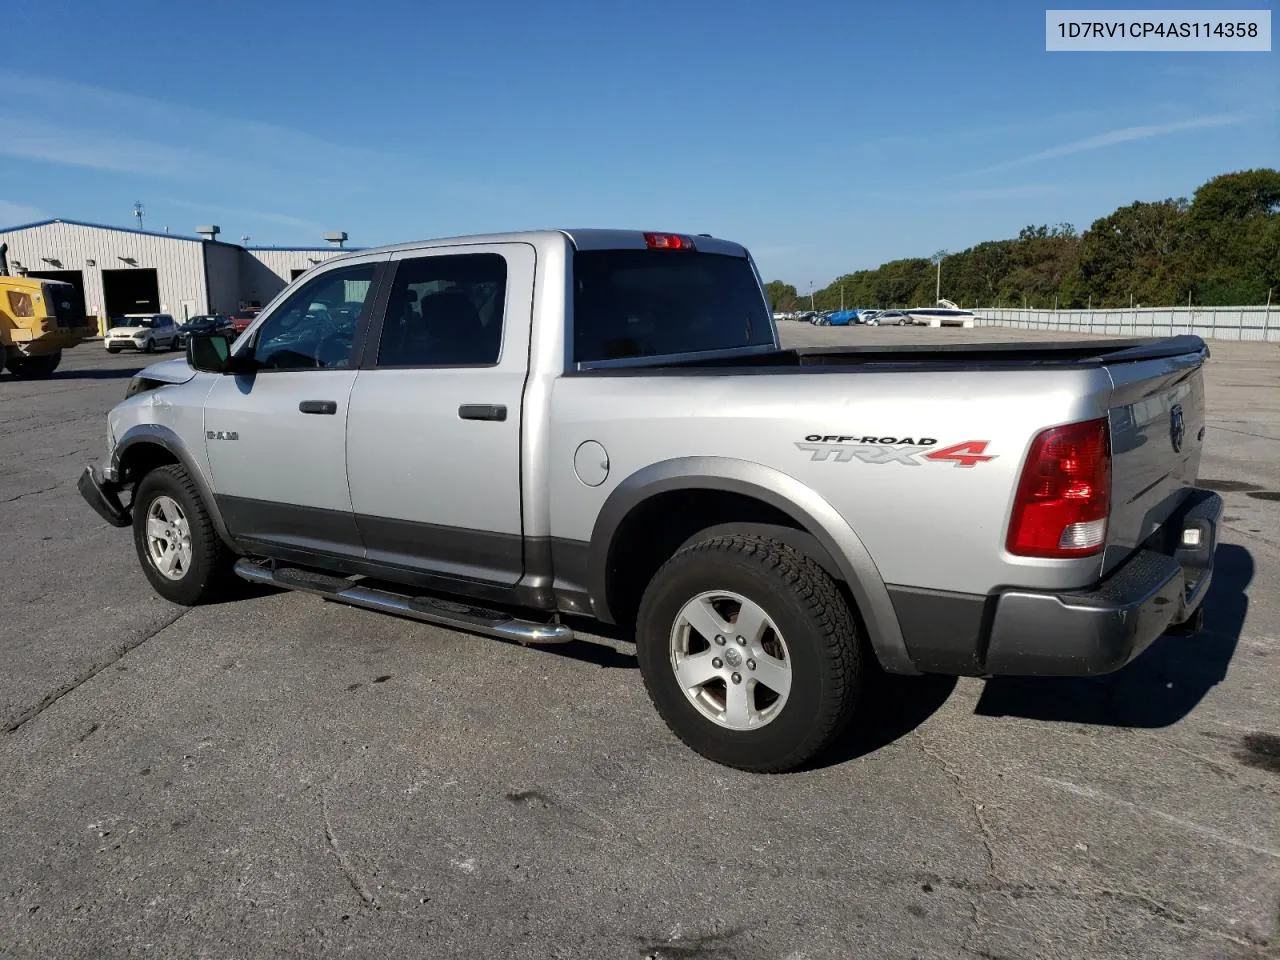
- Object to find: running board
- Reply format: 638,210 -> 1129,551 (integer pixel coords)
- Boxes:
234,560 -> 574,645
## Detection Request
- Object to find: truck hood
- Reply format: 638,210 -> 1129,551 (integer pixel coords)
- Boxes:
136,357 -> 196,385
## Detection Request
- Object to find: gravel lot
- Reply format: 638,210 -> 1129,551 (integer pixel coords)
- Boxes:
1,327 -> 1277,960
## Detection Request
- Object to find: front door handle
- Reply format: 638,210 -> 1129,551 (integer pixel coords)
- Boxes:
458,404 -> 507,422
299,400 -> 337,415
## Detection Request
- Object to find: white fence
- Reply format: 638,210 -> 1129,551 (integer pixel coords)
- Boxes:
973,306 -> 1278,342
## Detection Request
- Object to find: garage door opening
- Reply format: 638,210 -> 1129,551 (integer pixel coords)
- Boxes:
102,268 -> 160,320
27,269 -> 87,318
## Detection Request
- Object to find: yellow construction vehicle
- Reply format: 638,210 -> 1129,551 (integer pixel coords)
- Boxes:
0,243 -> 97,378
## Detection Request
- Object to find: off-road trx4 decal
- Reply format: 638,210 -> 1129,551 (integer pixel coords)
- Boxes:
796,435 -> 996,468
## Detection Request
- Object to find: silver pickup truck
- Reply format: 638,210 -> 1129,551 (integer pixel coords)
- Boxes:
78,229 -> 1222,772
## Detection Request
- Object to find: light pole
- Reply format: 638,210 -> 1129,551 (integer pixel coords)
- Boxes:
132,201 -> 145,231
932,250 -> 947,305
809,281 -> 815,312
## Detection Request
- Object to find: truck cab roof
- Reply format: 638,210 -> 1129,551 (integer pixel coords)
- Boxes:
317,229 -> 750,265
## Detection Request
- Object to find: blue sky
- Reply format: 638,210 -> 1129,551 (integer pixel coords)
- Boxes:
2,0 -> 1276,286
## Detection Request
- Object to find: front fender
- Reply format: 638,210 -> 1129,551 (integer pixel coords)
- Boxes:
588,456 -> 917,675
111,423 -> 237,552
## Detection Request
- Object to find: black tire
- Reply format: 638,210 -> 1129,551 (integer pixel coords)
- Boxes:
107,347 -> 121,354
636,534 -> 862,772
143,338 -> 155,354
6,351 -> 61,379
131,464 -> 236,605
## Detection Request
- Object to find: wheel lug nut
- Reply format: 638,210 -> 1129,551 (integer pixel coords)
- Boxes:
736,636 -> 746,645
714,635 -> 726,646
747,659 -> 756,671
731,672 -> 742,684
712,657 -> 723,669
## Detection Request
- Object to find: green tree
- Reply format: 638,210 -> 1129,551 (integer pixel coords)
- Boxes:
780,169 -> 1277,310
762,280 -> 798,312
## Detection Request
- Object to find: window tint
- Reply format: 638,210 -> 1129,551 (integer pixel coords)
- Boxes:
376,254 -> 506,367
572,250 -> 773,363
253,264 -> 377,370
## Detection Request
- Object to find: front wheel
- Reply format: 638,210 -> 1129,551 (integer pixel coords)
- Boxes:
143,338 -> 156,354
132,464 -> 236,605
636,534 -> 862,772
6,351 -> 61,379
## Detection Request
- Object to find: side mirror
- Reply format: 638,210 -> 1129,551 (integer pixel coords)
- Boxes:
188,333 -> 256,375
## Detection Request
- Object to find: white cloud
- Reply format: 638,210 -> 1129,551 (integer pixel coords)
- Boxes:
160,197 -> 322,232
947,184 -> 1057,201
965,113 -> 1250,176
0,199 -> 47,225
0,72 -> 414,183
0,116 -> 206,177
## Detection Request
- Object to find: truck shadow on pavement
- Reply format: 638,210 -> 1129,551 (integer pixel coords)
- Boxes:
973,543 -> 1253,729
57,366 -> 146,380
808,672 -> 960,769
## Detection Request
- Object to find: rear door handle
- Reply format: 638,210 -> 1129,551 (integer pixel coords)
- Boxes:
299,400 -> 337,415
458,404 -> 507,422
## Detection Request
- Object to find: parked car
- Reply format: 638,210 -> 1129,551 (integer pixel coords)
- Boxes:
825,310 -> 859,326
229,308 -> 261,335
104,314 -> 180,354
855,309 -> 881,325
78,228 -> 1220,773
876,310 -> 911,326
176,314 -> 233,347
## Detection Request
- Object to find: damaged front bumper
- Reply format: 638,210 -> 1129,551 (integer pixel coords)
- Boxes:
77,464 -> 130,528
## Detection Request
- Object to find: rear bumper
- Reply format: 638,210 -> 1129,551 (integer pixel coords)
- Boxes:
77,465 -> 131,528
893,488 -> 1223,678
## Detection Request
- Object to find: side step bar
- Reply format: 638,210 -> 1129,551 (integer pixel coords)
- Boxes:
234,560 -> 574,645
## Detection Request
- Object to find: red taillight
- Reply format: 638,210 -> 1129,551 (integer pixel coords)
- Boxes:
643,232 -> 696,250
1006,418 -> 1111,558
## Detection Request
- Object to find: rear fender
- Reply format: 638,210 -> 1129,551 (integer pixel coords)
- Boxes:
589,457 -> 917,675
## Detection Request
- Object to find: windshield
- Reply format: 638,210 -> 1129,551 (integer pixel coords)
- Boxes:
117,316 -> 157,328
572,250 -> 773,364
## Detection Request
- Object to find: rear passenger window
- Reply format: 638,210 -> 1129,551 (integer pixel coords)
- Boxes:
376,254 -> 506,367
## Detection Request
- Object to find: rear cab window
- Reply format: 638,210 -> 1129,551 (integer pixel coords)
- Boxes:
571,248 -> 774,365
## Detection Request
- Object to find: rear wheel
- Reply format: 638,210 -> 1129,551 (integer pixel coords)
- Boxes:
636,533 -> 862,772
6,351 -> 61,379
132,464 -> 236,605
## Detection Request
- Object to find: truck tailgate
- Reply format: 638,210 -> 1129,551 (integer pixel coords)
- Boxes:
1103,349 -> 1207,574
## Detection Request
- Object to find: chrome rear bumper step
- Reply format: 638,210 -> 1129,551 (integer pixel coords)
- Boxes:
234,559 -> 574,645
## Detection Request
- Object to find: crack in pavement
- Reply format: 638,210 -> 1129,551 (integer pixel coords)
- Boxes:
1,484 -> 60,504
915,874 -> 1272,951
914,730 -> 999,951
4,608 -> 189,734
321,786 -> 378,909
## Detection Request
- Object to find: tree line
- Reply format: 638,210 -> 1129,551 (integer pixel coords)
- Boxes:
764,168 -> 1280,311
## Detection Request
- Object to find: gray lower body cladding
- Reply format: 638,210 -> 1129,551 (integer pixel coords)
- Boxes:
890,488 -> 1223,677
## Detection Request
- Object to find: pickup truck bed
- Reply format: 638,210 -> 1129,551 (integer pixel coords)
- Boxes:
582,335 -> 1207,371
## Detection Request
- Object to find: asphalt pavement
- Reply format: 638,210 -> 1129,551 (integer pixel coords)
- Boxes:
1,329 -> 1277,960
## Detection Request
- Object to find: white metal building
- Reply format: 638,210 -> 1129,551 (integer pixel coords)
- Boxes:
0,218 -> 354,332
